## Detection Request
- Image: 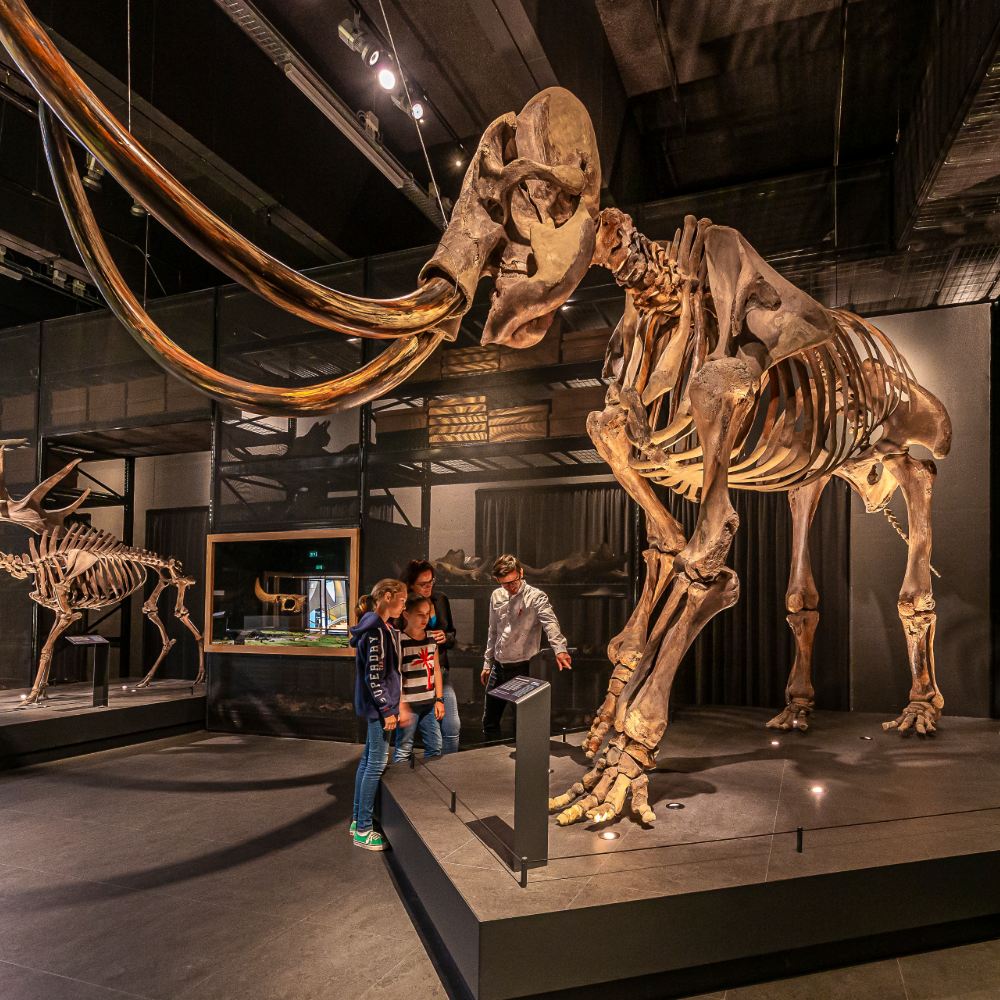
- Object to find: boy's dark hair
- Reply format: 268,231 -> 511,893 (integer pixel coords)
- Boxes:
402,559 -> 435,589
492,553 -> 522,579
403,594 -> 431,616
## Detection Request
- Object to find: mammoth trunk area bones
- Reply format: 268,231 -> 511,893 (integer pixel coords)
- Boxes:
0,442 -> 204,706
0,1 -> 952,824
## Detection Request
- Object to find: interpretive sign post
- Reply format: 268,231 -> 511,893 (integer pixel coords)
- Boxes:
66,635 -> 111,707
487,675 -> 550,868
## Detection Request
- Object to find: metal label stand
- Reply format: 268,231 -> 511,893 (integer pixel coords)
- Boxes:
66,635 -> 111,707
487,675 -> 550,869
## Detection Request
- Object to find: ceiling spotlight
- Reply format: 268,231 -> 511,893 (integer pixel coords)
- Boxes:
51,267 -> 67,288
377,63 -> 397,91
82,154 -> 104,192
454,156 -> 464,169
410,101 -> 424,121
337,17 -> 380,67
810,785 -> 825,796
130,199 -> 147,218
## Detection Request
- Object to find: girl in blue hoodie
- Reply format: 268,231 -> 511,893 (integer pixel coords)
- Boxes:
350,578 -> 409,851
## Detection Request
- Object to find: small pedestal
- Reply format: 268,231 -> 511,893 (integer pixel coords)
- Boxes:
486,675 -> 550,869
66,635 -> 110,707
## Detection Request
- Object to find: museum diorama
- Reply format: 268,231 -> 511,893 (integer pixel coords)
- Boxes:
0,0 -> 997,998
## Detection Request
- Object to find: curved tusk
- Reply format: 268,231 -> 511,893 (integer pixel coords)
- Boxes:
40,107 -> 444,415
0,0 -> 464,338
254,578 -> 274,604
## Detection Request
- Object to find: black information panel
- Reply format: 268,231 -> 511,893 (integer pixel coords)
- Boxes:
66,635 -> 110,708
489,675 -> 548,704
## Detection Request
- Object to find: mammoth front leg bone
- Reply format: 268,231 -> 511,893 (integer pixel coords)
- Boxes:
582,401 -> 685,758
767,474 -> 830,731
554,360 -> 756,823
880,453 -> 943,734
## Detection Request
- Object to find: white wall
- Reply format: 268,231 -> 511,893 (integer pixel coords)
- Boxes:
849,304 -> 991,717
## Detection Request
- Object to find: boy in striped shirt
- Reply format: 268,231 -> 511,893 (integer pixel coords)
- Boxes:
392,594 -> 445,762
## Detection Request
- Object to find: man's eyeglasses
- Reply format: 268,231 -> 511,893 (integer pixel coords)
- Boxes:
495,572 -> 523,591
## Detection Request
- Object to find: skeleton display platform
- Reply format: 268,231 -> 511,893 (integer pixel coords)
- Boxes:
0,679 -> 204,768
382,707 -> 1000,1000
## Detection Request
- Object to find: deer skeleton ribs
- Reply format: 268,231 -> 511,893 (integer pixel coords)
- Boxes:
0,0 -> 954,828
0,443 -> 205,706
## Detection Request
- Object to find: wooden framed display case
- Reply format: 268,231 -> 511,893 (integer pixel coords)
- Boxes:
204,528 -> 360,657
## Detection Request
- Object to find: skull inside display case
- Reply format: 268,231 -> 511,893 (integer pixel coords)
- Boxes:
205,528 -> 359,655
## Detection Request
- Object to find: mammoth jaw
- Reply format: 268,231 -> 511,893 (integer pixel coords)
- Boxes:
481,202 -> 597,348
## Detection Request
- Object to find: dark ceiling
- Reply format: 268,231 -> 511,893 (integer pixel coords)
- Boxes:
2,0 -> 1000,330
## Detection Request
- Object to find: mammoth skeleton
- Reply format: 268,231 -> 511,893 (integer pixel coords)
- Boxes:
0,2 -> 950,824
0,442 -> 205,706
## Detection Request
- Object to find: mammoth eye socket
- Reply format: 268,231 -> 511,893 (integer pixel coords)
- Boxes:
483,198 -> 505,224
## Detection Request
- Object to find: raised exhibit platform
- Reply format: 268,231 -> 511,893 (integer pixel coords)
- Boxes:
0,680 -> 205,767
382,706 -> 1000,1000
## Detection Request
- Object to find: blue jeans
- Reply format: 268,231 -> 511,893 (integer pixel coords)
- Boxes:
393,702 -> 443,763
440,681 -> 460,755
353,718 -> 390,833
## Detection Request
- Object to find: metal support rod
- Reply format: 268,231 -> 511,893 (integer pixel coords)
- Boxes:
409,752 -> 415,770
449,790 -> 457,813
519,856 -> 528,888
120,455 -> 135,678
796,826 -> 804,853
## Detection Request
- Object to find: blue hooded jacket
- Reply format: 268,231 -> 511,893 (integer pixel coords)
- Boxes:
350,611 -> 402,721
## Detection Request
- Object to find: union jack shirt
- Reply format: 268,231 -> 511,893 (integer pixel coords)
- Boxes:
399,636 -> 438,705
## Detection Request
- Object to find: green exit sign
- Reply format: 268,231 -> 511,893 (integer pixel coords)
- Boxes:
308,550 -> 319,558
315,563 -> 324,570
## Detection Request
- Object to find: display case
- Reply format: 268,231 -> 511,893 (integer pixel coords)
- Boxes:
205,528 -> 359,656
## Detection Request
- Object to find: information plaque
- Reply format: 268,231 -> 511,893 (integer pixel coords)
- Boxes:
66,635 -> 110,707
487,675 -> 550,869
489,675 -> 548,704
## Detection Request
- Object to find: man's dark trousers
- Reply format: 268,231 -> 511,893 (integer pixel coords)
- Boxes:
482,659 -> 531,734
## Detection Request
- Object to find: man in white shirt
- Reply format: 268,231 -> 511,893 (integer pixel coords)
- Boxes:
480,553 -> 572,735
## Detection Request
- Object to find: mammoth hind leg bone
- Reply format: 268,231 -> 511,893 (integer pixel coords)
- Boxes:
766,474 -> 831,732
880,453 -> 943,734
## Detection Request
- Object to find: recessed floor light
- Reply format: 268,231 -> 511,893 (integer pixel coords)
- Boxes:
770,740 -> 780,746
810,785 -> 825,795
599,830 -> 619,841
860,735 -> 873,741
665,802 -> 685,810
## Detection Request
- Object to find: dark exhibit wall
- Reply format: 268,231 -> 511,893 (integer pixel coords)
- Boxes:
849,303 -> 992,717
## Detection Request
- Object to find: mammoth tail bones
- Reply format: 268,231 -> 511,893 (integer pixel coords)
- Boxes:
0,2 -> 952,821
0,440 -> 204,706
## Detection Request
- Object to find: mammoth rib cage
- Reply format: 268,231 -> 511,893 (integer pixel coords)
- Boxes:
629,310 -> 913,498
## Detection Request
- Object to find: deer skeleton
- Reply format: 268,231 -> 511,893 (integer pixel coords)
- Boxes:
0,442 -> 205,706
0,2 -> 952,824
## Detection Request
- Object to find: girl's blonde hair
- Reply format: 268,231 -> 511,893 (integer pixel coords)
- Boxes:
355,578 -> 406,617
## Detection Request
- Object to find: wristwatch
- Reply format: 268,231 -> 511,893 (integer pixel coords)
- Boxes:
434,697 -> 444,704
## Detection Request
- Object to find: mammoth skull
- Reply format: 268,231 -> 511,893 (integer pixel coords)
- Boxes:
421,87 -> 602,349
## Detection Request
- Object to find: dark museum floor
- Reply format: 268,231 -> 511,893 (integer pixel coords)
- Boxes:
0,718 -> 998,1000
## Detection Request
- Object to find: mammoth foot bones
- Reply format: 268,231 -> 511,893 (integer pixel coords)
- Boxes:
549,733 -> 657,826
882,698 -> 942,735
765,699 -> 815,731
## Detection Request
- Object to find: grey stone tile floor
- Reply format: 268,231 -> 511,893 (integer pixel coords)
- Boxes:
0,726 -> 997,999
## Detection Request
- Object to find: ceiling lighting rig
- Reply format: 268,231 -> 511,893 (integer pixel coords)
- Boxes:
337,12 -> 427,123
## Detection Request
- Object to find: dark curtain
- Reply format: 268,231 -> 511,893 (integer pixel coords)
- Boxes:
666,480 -> 851,711
475,484 -> 629,658
477,484 -> 627,565
143,506 -> 209,680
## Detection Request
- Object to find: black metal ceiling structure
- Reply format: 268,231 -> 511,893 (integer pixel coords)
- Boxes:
2,0 -> 1000,329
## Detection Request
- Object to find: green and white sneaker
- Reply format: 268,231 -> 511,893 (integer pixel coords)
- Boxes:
354,828 -> 387,851
350,820 -> 357,839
